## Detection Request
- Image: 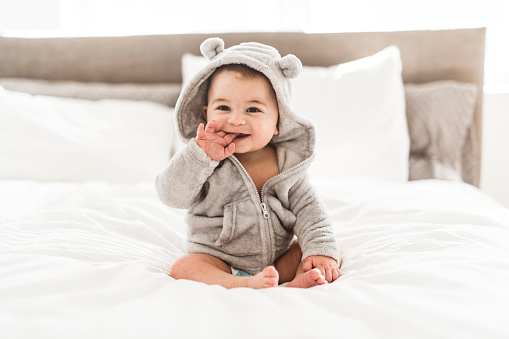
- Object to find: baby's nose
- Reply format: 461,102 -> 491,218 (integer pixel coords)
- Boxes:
228,112 -> 246,126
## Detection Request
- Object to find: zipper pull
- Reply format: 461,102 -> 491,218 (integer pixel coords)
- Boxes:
260,202 -> 270,219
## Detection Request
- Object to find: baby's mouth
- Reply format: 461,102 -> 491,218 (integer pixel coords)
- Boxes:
232,133 -> 249,141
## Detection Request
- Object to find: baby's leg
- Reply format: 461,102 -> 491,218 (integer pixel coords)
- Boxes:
170,253 -> 278,289
274,239 -> 302,283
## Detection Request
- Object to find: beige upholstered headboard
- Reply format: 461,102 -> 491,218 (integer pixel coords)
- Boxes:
0,28 -> 485,186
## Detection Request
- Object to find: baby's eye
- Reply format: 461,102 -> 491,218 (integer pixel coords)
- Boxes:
217,105 -> 230,111
246,107 -> 261,113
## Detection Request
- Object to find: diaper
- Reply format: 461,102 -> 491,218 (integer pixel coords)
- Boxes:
231,267 -> 289,287
230,267 -> 252,277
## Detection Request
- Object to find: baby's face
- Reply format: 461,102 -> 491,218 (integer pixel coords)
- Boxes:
203,69 -> 279,155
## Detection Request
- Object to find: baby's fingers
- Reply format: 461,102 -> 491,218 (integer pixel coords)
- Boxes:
224,143 -> 235,158
323,264 -> 341,283
204,120 -> 217,133
332,267 -> 341,282
223,133 -> 237,144
196,123 -> 205,138
302,258 -> 313,272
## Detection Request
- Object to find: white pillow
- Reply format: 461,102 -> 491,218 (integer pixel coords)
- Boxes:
0,88 -> 176,183
181,47 -> 409,182
182,53 -> 208,86
291,46 -> 409,182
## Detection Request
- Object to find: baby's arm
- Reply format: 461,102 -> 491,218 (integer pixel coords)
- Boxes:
195,120 -> 236,161
291,176 -> 340,282
303,255 -> 340,283
155,137 -> 219,209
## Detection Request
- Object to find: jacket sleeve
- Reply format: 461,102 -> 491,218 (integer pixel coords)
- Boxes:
290,175 -> 339,264
155,138 -> 219,209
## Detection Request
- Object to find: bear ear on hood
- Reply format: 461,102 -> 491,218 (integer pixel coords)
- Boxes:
278,54 -> 302,79
200,37 -> 225,60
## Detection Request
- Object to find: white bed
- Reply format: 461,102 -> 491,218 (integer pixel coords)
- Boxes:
2,29 -> 509,338
2,179 -> 509,338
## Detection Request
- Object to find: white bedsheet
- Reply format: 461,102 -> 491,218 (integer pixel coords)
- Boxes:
1,179 -> 509,339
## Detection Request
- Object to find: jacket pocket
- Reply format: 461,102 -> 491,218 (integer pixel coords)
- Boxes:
215,198 -> 261,256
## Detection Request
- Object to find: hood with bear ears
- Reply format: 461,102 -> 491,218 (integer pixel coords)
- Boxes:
175,37 -> 316,161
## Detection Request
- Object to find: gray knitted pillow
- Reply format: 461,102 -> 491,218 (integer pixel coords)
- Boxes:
0,78 -> 181,107
405,81 -> 477,183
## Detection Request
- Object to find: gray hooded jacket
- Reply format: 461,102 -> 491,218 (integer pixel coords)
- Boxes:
156,38 -> 339,275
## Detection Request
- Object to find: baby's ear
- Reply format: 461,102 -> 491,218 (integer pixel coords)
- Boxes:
200,38 -> 225,60
278,54 -> 302,79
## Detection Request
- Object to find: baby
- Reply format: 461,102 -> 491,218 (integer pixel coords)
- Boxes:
156,38 -> 340,288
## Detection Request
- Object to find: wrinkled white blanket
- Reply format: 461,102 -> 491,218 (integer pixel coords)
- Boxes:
1,179 -> 509,339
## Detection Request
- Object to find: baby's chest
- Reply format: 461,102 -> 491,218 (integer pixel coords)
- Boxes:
243,159 -> 280,195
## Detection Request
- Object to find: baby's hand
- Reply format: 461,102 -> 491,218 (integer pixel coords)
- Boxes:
303,255 -> 341,283
195,120 -> 236,162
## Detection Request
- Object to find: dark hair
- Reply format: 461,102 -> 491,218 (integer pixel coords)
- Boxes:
213,64 -> 265,79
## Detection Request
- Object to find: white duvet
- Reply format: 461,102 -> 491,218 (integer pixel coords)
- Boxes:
1,179 -> 509,339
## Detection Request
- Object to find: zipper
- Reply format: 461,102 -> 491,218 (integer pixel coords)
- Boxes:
230,154 -> 312,267
230,155 -> 262,201
260,202 -> 270,219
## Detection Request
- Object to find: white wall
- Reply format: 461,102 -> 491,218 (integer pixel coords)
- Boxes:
0,0 -> 59,30
481,92 -> 509,209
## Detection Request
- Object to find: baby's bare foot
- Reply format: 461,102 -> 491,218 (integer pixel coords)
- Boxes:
248,266 -> 279,289
286,268 -> 327,288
